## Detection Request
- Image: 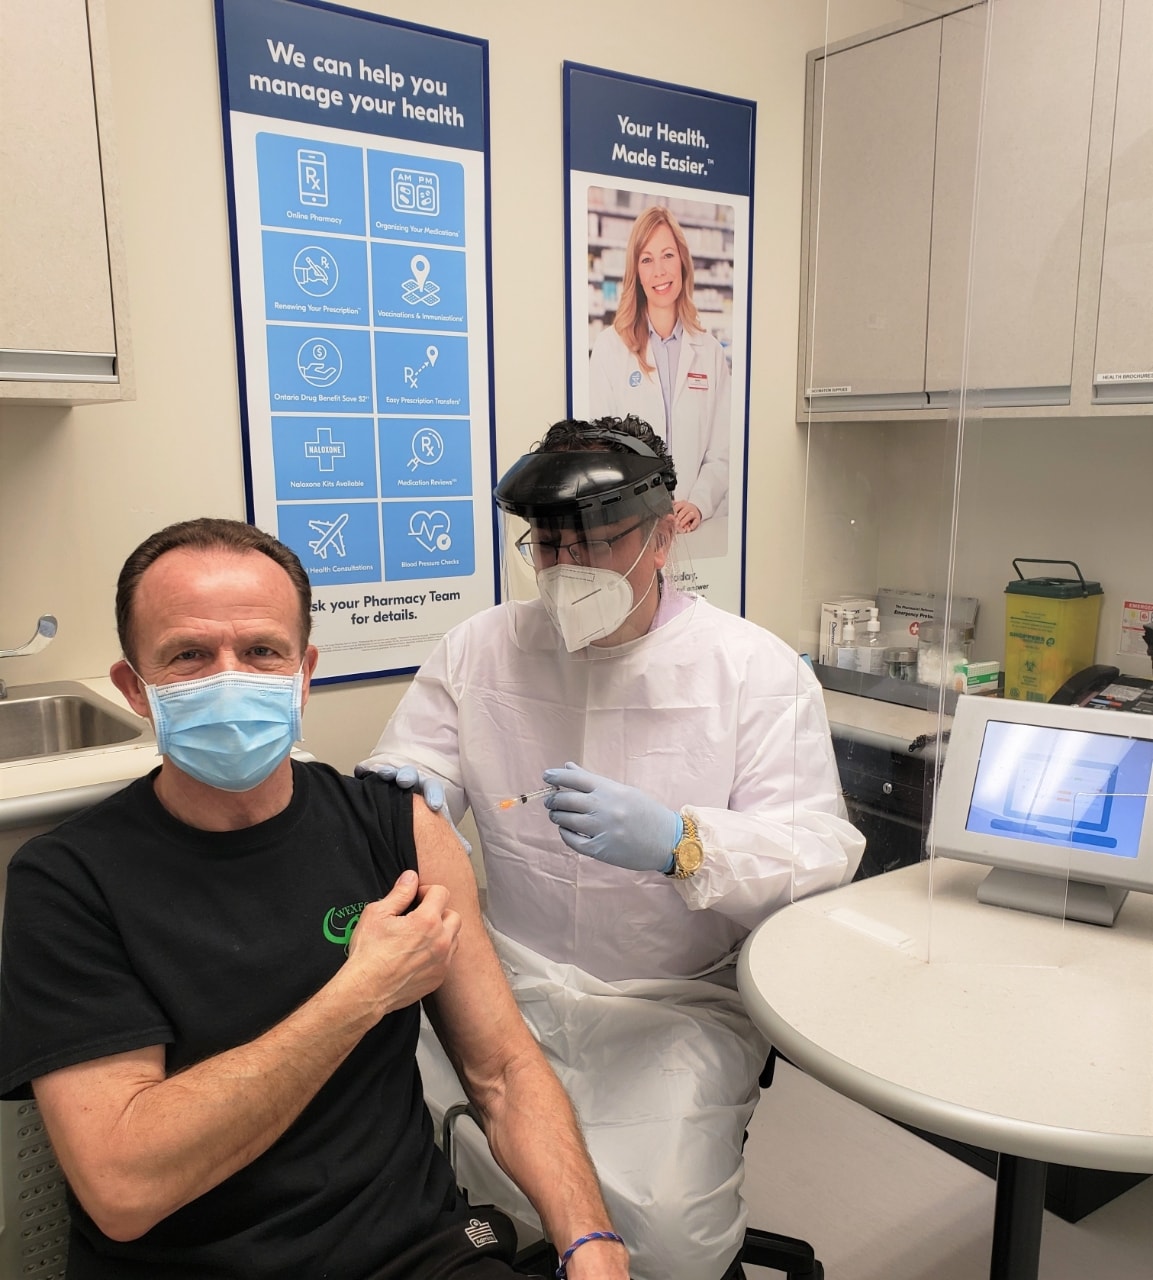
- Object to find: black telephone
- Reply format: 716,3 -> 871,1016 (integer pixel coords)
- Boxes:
1050,664 -> 1121,705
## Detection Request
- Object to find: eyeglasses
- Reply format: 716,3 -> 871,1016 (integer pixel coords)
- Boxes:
515,521 -> 647,569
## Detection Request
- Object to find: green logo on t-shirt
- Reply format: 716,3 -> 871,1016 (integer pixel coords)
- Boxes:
323,901 -> 367,952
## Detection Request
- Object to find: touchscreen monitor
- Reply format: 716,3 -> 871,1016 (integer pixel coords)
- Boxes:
931,698 -> 1153,924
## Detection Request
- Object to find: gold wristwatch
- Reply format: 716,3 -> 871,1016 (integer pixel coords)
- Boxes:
666,812 -> 704,879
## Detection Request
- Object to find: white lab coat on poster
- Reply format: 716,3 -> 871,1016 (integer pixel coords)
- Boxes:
363,593 -> 863,1280
589,326 -> 732,522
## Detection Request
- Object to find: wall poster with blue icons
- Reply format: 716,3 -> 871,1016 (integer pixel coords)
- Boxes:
564,63 -> 755,619
215,0 -> 495,681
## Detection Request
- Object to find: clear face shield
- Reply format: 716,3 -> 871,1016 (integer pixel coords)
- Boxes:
495,442 -> 682,653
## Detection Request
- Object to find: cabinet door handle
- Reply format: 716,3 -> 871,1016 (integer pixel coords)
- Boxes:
882,782 -> 893,795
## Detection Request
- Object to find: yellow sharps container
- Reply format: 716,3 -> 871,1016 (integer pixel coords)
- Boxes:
1003,559 -> 1103,702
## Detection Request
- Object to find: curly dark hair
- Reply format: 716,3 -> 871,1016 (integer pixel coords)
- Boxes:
533,415 -> 677,493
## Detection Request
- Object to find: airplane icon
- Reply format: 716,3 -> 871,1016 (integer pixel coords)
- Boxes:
308,512 -> 349,560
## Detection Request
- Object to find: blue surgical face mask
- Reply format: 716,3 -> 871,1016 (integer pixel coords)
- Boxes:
138,667 -> 304,793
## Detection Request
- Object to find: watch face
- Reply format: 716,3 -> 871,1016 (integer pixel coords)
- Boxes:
678,839 -> 704,876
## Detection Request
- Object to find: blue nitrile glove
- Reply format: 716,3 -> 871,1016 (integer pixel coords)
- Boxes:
541,762 -> 680,872
353,762 -> 447,814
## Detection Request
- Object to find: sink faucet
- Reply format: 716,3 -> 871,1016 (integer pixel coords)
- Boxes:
0,614 -> 58,699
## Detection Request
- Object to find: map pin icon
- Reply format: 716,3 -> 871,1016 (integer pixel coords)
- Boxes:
426,345 -> 439,366
411,255 -> 430,291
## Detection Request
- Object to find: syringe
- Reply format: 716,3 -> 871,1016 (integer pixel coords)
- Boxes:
490,785 -> 557,812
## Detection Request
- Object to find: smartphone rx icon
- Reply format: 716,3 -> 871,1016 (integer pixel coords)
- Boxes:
298,149 -> 328,207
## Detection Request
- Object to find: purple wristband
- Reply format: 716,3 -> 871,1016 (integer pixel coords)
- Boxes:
555,1231 -> 625,1278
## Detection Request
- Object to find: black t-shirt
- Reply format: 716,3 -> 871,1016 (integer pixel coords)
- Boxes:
0,761 -> 462,1279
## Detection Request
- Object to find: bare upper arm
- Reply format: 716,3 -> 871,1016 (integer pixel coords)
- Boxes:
412,798 -> 536,1094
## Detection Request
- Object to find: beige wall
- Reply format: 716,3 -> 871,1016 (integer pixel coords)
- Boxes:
0,0 -> 911,771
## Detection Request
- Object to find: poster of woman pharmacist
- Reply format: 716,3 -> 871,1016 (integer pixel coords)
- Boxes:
587,194 -> 732,537
565,63 -> 754,613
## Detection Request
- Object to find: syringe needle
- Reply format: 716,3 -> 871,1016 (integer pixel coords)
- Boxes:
491,785 -> 557,812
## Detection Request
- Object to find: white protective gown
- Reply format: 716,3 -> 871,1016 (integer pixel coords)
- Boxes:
364,593 -> 863,1280
589,326 -> 731,521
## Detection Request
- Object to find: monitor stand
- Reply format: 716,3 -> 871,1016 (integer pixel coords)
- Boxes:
977,867 -> 1129,927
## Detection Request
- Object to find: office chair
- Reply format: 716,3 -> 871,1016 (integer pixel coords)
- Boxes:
442,1050 -> 824,1280
0,1097 -> 70,1280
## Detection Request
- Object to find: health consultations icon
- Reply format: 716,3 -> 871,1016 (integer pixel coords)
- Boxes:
401,254 -> 440,307
297,338 -> 342,388
408,427 -> 445,472
294,246 -> 339,298
391,166 -> 439,216
404,344 -> 439,389
308,512 -> 348,559
408,509 -> 452,553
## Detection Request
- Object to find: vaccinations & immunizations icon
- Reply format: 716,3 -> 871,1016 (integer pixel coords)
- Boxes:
293,245 -> 338,297
404,344 -> 439,389
297,338 -> 342,388
401,254 -> 440,307
298,149 -> 328,206
391,166 -> 440,215
407,427 -> 445,471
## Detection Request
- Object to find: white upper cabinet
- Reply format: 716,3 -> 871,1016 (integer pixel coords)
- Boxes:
927,0 -> 1098,403
803,20 -> 941,410
0,0 -> 132,404
1093,0 -> 1153,402
799,0 -> 1143,419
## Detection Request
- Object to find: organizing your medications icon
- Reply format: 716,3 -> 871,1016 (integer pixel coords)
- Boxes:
403,344 -> 439,388
293,246 -> 339,297
401,254 -> 440,307
297,338 -> 342,388
391,166 -> 440,216
407,428 -> 445,471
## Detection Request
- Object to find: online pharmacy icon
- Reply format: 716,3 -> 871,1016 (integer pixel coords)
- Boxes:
298,149 -> 328,207
391,166 -> 440,216
293,245 -> 339,297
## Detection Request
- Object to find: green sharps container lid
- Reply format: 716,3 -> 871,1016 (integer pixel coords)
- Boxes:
1005,559 -> 1102,598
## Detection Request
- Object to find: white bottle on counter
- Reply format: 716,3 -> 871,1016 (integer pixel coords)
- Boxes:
835,611 -> 858,668
856,607 -> 886,674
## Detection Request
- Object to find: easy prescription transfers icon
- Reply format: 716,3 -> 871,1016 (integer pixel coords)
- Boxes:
297,337 -> 342,388
408,427 -> 444,471
405,344 -> 439,388
391,166 -> 439,215
408,508 -> 453,552
308,512 -> 349,559
401,254 -> 440,307
293,245 -> 339,297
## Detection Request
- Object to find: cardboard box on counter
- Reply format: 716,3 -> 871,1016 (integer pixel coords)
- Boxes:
877,587 -> 980,648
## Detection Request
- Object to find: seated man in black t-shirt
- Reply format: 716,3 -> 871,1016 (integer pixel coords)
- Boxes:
0,518 -> 630,1280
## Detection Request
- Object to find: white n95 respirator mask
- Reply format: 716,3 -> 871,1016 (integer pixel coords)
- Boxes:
537,527 -> 657,652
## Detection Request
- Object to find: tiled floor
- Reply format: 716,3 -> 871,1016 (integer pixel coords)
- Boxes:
741,1060 -> 1153,1280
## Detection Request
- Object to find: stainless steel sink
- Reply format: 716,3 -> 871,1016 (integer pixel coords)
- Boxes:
0,682 -> 153,764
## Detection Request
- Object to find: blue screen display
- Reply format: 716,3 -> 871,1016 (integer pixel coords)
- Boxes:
965,721 -> 1153,858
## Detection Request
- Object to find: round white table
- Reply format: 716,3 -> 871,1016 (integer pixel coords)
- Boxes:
737,858 -> 1153,1280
